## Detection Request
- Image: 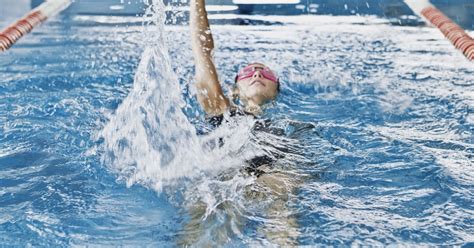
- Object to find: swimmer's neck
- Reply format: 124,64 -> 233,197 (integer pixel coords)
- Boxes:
243,100 -> 263,116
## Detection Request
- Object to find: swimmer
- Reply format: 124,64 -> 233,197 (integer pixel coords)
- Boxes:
190,0 -> 279,117
178,0 -> 304,246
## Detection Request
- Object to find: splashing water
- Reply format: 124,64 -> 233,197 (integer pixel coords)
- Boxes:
96,5 -> 324,246
96,5 -> 308,244
99,0 -> 263,192
3,0 -> 473,244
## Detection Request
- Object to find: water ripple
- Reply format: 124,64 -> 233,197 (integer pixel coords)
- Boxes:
0,11 -> 473,246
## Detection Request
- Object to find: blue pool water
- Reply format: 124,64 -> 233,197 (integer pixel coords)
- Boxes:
1,2 -> 474,246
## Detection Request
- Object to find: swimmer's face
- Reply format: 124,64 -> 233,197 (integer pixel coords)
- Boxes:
235,63 -> 279,106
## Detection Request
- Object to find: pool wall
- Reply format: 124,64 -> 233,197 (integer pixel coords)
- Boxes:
25,0 -> 474,30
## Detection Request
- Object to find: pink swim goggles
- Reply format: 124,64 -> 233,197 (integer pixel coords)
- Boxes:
235,64 -> 278,83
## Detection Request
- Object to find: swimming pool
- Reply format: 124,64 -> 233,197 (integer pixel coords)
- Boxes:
1,1 -> 473,246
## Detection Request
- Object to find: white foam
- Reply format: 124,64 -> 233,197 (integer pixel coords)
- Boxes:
99,1 -> 264,192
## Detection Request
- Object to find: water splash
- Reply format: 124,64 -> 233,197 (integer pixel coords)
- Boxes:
97,2 -> 328,244
98,0 -> 263,192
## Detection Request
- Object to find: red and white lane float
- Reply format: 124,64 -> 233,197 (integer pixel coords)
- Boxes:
404,0 -> 474,61
0,0 -> 71,52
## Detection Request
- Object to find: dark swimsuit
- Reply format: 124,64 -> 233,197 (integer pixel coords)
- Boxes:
206,108 -> 284,177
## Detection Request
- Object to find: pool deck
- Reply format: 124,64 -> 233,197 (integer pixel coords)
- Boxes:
31,0 -> 474,22
1,0 -> 473,30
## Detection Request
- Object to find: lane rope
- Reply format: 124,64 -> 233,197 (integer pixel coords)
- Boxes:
0,0 -> 71,52
421,6 -> 474,61
404,0 -> 473,61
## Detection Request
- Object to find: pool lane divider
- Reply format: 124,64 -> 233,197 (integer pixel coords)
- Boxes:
421,7 -> 474,61
0,0 -> 72,52
404,0 -> 473,61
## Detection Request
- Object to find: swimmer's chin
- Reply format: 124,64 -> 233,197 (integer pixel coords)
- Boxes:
250,80 -> 266,87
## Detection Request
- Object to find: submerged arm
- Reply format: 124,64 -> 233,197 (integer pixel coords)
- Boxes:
190,0 -> 230,116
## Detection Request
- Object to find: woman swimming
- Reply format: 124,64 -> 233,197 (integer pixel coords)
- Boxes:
190,0 -> 280,117
178,0 -> 304,246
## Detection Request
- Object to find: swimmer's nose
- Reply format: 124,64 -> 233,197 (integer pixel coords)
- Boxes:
253,70 -> 263,79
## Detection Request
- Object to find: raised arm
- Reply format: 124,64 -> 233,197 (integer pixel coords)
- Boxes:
190,0 -> 230,116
